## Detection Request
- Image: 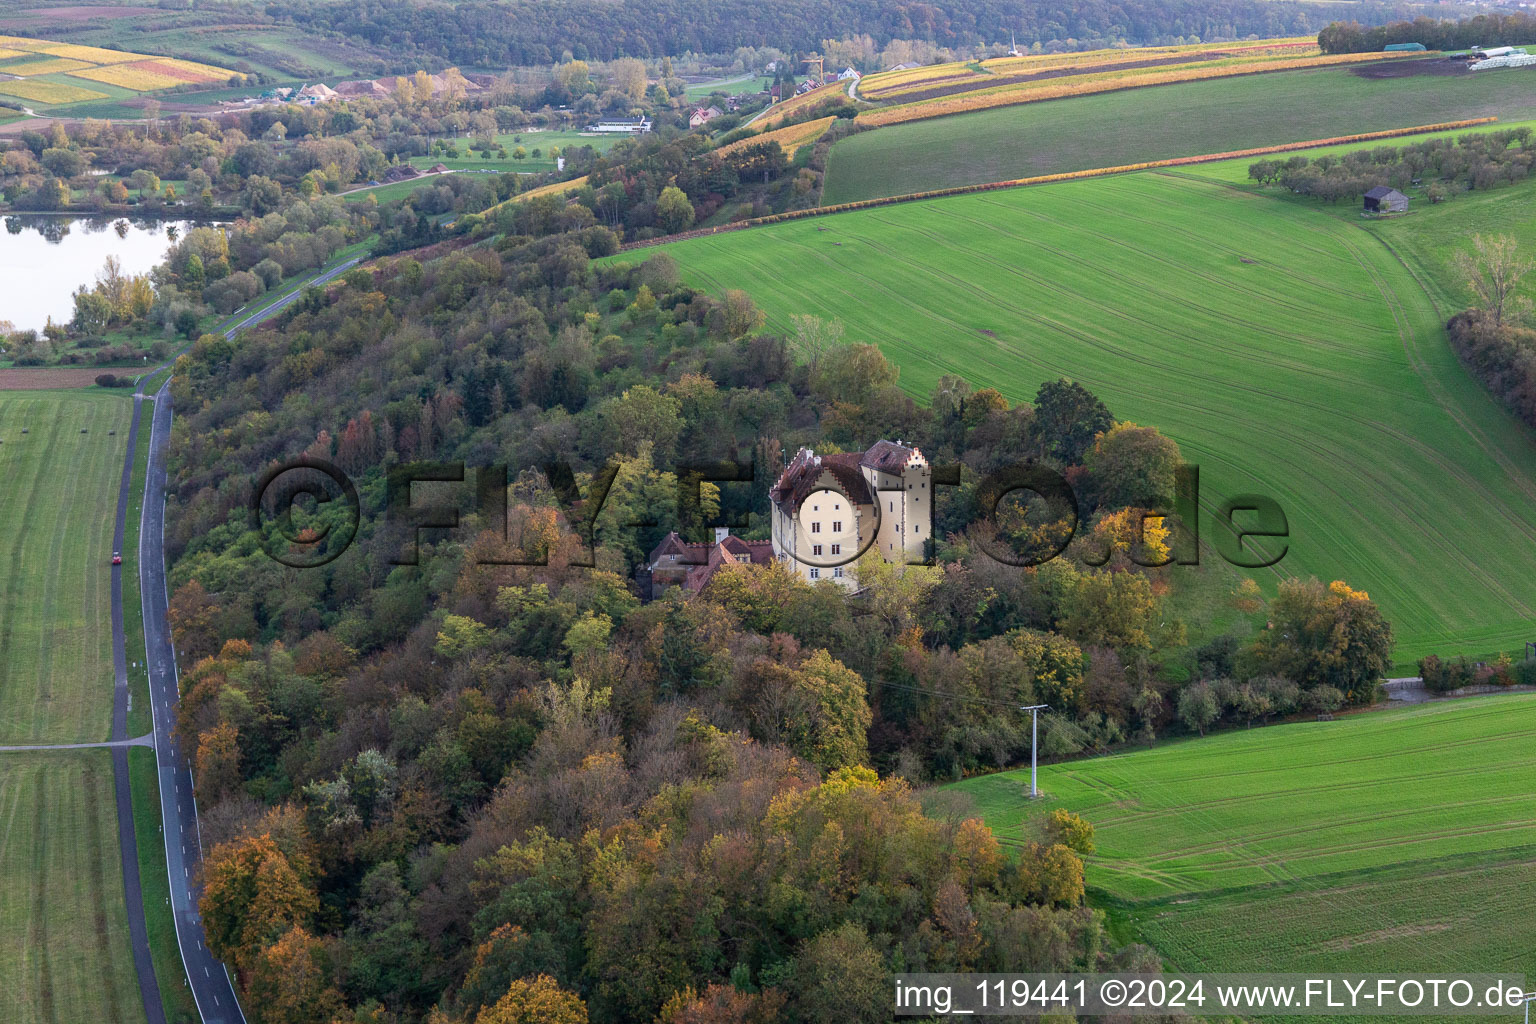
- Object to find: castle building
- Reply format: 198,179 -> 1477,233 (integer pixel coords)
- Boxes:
768,440 -> 930,588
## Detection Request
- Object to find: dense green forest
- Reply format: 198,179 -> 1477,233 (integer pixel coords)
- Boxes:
267,0 -> 1422,65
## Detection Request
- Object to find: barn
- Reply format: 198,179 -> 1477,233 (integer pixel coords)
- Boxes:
1363,186 -> 1409,213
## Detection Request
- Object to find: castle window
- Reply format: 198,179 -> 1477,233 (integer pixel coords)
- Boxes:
833,567 -> 844,578
811,522 -> 821,534
832,521 -> 842,532
831,544 -> 841,555
810,568 -> 820,579
813,544 -> 823,556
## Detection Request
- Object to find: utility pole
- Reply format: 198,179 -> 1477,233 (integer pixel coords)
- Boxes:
1022,704 -> 1048,798
1521,989 -> 1534,1024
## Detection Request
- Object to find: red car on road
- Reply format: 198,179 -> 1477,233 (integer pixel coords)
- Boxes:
112,552 -> 122,565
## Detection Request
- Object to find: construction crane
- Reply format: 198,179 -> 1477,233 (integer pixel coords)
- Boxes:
801,55 -> 824,87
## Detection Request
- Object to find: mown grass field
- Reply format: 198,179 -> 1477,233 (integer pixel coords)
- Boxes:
642,172 -> 1536,665
685,74 -> 768,98
949,694 -> 1536,1004
824,66 -> 1536,203
0,752 -> 148,1024
0,391 -> 130,744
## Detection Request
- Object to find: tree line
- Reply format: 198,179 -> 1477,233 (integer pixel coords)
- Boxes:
1248,128 -> 1534,204
1319,11 -> 1536,53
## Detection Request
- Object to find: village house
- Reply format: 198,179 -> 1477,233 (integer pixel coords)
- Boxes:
769,441 -> 931,588
689,105 -> 723,128
837,66 -> 861,81
639,528 -> 774,598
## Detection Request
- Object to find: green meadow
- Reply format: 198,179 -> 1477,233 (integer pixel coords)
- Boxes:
949,694 -> 1536,1008
642,171 -> 1536,665
0,391 -> 131,744
824,66 -> 1536,203
0,752 -> 147,1024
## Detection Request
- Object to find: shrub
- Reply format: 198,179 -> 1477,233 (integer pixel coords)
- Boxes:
1302,685 -> 1346,713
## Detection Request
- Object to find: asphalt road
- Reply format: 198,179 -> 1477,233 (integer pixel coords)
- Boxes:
110,374 -> 167,1024
113,252 -> 362,1024
139,375 -> 247,1023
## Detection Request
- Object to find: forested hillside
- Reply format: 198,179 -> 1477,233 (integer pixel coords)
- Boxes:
156,182 -> 1397,1020
268,0 -> 1418,64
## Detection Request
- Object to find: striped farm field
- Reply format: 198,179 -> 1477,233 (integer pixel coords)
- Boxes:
494,173 -> 588,206
68,62 -> 184,90
0,752 -> 147,1024
825,66 -> 1536,202
0,34 -> 238,107
750,84 -> 848,130
0,77 -> 106,104
12,40 -> 141,64
950,694 -> 1536,1008
857,51 -> 1416,127
641,172 -> 1536,664
719,115 -> 835,158
149,56 -> 234,81
0,391 -> 130,744
858,37 -> 1315,99
0,56 -> 93,76
859,37 -> 1320,102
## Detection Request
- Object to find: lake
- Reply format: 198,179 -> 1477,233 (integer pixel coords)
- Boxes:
0,214 -> 225,332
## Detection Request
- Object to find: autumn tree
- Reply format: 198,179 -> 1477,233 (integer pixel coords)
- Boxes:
476,975 -> 587,1024
1454,233 -> 1533,326
782,648 -> 872,771
168,580 -> 223,662
607,58 -> 648,102
1002,842 -> 1085,907
1083,421 -> 1181,510
810,342 -> 898,408
655,185 -> 695,233
195,721 -> 241,805
1060,569 -> 1162,650
786,922 -> 888,1024
201,833 -> 319,975
246,926 -> 345,1024
659,983 -> 786,1024
1245,578 -> 1392,702
1043,808 -> 1095,855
